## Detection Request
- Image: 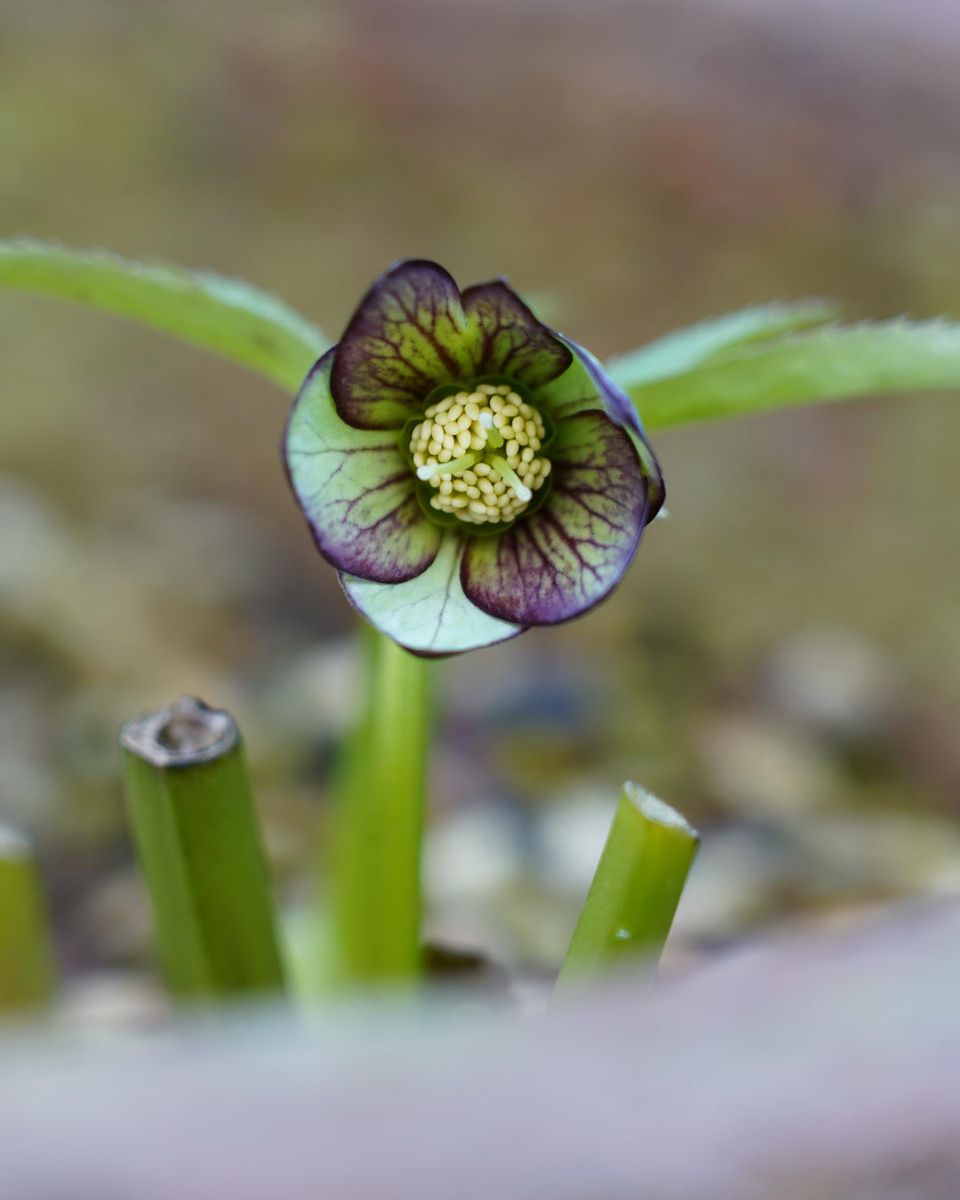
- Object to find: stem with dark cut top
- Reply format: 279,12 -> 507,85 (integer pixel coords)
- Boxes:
120,696 -> 286,1000
557,782 -> 699,987
331,630 -> 430,987
0,826 -> 56,1014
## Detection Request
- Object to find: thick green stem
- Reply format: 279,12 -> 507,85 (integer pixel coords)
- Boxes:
557,782 -> 698,987
0,827 -> 56,1014
120,696 -> 286,1001
332,630 -> 430,987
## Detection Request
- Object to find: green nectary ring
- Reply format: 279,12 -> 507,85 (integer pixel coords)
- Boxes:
283,259 -> 665,656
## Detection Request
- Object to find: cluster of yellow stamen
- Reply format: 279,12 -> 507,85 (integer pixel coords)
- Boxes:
409,384 -> 551,526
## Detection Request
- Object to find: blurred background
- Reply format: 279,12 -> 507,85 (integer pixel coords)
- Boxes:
2,0 -> 960,1008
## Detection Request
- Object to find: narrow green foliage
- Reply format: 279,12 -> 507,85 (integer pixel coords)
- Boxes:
608,298 -> 840,389
0,826 -> 56,1014
620,318 -> 960,429
120,697 -> 286,1001
0,238 -> 328,391
5,239 -> 959,436
331,630 -> 430,987
557,783 -> 698,987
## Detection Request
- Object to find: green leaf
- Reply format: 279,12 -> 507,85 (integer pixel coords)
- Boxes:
622,319 -> 960,429
341,535 -> 523,656
0,238 -> 328,392
607,299 -> 840,390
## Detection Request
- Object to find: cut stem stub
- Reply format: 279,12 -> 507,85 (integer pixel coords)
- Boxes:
120,696 -> 286,1001
556,782 -> 699,988
0,826 -> 56,1014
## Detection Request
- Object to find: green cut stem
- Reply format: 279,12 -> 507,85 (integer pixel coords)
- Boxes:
0,826 -> 56,1014
556,782 -> 698,987
120,696 -> 286,1001
331,629 -> 430,987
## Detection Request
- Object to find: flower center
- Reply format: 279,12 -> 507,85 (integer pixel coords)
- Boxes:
409,384 -> 552,526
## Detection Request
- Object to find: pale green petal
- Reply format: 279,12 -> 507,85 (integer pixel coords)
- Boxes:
341,536 -> 523,656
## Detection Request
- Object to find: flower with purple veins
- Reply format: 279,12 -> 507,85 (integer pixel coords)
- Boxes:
284,259 -> 664,655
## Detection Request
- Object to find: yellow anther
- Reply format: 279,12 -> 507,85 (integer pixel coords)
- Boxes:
410,388 -> 550,525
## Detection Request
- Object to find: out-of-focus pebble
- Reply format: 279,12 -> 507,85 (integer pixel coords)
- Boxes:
698,714 -> 842,821
793,810 -> 960,896
425,805 -> 524,902
763,628 -> 901,740
535,789 -> 619,894
57,972 -> 169,1033
72,868 -> 153,964
672,826 -> 799,940
262,640 -> 360,739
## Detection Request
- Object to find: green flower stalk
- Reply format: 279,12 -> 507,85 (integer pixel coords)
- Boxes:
284,260 -> 664,655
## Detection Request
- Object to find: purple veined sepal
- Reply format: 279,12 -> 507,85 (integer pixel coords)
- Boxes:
329,260 -> 576,434
459,409 -> 654,625
460,280 -> 572,390
283,263 -> 667,655
330,260 -> 475,431
542,335 -> 666,522
283,347 -> 443,584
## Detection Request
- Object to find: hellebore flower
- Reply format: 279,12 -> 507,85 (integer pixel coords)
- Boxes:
284,260 -> 664,655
